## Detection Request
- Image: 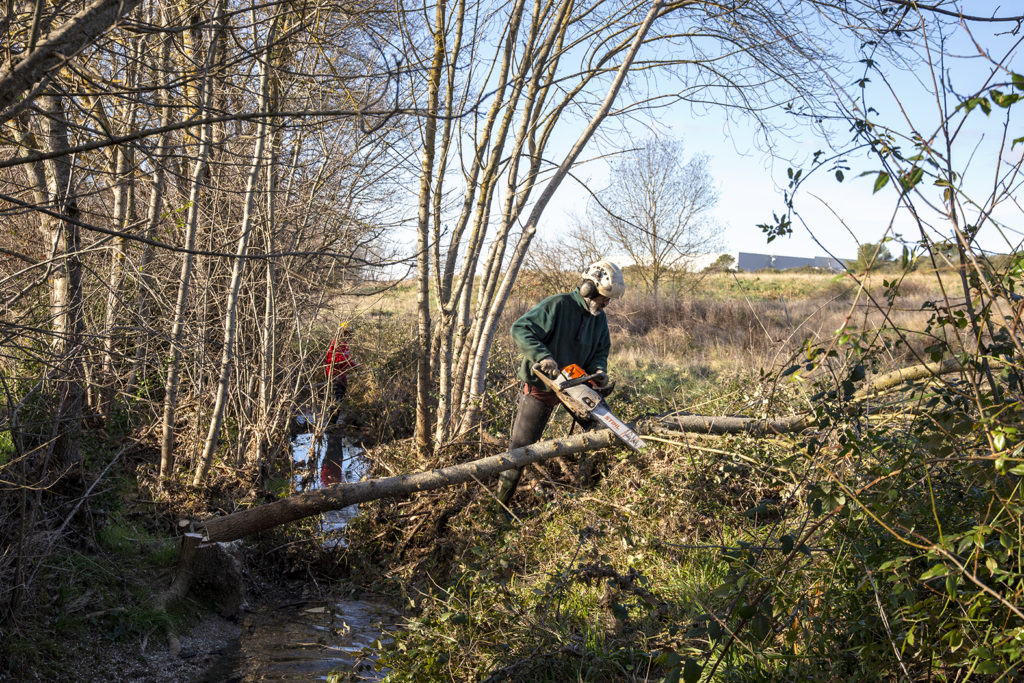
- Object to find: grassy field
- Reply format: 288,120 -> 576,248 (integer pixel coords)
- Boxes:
329,267 -> 1023,680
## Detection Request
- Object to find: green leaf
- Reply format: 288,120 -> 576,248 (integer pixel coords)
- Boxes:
920,564 -> 948,581
780,534 -> 795,554
835,170 -> 845,182
683,658 -> 703,683
1014,72 -> 1024,91
657,651 -> 682,669
1013,136 -> 1024,149
873,172 -> 890,193
750,613 -> 772,640
898,167 -> 924,193
994,431 -> 1006,451
990,89 -> 1020,108
708,619 -> 722,639
979,97 -> 992,115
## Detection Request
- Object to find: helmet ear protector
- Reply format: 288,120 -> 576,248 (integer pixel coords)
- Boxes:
580,279 -> 598,298
581,260 -> 626,299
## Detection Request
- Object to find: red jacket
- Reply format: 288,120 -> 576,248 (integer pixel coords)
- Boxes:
324,341 -> 355,378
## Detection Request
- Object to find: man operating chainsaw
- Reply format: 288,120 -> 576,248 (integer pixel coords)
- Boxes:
496,260 -> 626,507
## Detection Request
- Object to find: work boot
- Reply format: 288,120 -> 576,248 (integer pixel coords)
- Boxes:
496,467 -> 522,507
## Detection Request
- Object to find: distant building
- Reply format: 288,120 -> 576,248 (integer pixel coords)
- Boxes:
737,252 -> 845,272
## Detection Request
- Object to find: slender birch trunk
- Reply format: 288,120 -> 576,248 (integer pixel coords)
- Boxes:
39,92 -> 85,466
433,0 -> 528,443
413,0 -> 448,459
193,31 -> 272,486
99,131 -> 135,411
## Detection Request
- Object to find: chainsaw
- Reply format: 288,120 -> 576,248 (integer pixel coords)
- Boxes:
533,363 -> 646,451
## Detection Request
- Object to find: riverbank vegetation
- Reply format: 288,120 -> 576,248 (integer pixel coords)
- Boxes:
2,0 -> 1023,680
330,261 -> 1021,680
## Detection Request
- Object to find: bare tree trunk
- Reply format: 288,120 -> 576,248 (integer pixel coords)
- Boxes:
254,132 -> 279,466
99,97 -> 137,413
413,0 -> 448,460
126,6 -> 172,398
434,0 -> 527,443
0,0 -> 144,118
460,0 -> 666,430
193,29 -> 272,486
38,92 -> 85,466
159,11 -> 221,480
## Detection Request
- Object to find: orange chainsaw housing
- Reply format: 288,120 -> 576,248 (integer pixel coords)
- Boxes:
560,363 -> 588,381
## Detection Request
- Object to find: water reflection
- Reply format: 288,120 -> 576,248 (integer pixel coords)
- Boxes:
291,416 -> 369,545
200,599 -> 397,682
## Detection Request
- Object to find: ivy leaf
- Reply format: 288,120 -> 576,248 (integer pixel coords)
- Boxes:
873,172 -> 890,193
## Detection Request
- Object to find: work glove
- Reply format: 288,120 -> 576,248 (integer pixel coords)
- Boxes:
537,357 -> 559,378
591,369 -> 615,397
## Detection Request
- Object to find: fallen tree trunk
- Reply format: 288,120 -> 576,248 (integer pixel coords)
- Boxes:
203,429 -> 622,542
853,358 -> 965,399
201,411 -> 814,542
653,413 -> 811,435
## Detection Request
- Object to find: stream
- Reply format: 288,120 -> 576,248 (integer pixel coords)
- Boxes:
202,415 -> 398,681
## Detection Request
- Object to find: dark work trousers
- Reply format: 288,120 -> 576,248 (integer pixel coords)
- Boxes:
332,377 -> 347,402
496,391 -> 556,506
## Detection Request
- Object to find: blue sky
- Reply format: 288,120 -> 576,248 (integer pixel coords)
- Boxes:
539,5 -> 1023,264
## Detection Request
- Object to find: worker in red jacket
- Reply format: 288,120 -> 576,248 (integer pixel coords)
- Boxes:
324,323 -> 356,402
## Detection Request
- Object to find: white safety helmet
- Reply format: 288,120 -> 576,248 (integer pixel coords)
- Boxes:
582,261 -> 626,299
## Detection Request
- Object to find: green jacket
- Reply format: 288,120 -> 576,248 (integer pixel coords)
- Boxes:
511,289 -> 610,388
